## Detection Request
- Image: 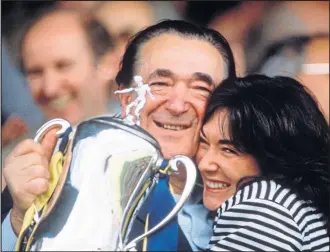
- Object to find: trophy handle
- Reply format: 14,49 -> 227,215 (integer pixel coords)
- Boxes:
15,119 -> 73,251
34,118 -> 71,144
32,118 -> 72,223
123,155 -> 197,251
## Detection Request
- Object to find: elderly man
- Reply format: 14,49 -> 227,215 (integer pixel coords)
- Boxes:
2,20 -> 236,251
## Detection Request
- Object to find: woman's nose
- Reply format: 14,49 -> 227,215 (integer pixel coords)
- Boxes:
198,149 -> 219,173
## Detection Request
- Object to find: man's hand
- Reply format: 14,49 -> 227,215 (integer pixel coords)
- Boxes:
2,129 -> 58,235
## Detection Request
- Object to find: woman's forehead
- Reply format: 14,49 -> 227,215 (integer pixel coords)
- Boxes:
202,109 -> 231,139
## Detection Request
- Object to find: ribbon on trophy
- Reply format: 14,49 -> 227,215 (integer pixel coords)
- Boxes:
142,174 -> 179,251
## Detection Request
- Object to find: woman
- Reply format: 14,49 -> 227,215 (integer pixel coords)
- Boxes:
196,75 -> 329,251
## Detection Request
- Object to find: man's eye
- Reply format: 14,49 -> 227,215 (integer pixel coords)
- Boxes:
196,86 -> 211,93
149,82 -> 168,86
56,61 -> 73,71
27,69 -> 42,78
191,83 -> 213,95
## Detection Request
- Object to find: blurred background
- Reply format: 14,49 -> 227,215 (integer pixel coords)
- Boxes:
1,1 -> 329,164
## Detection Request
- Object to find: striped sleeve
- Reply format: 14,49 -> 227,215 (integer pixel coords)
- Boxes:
208,198 -> 303,251
208,180 -> 330,251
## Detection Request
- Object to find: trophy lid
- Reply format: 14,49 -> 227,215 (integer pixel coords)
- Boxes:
72,116 -> 161,151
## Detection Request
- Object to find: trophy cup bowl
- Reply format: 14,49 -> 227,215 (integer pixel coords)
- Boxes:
17,116 -> 197,251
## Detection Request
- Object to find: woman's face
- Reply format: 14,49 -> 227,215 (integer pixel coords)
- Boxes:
196,110 -> 260,210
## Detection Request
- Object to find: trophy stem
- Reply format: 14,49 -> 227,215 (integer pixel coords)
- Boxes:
123,155 -> 197,251
118,153 -> 160,249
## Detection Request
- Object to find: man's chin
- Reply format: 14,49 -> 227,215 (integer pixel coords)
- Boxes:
146,127 -> 197,158
161,144 -> 194,159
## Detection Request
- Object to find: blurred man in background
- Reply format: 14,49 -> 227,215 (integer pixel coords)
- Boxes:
255,34 -> 329,122
208,1 -> 329,76
245,1 -> 329,72
208,1 -> 268,76
56,0 -> 102,13
20,8 -> 118,125
2,6 -> 120,183
92,1 -> 182,64
297,36 -> 329,121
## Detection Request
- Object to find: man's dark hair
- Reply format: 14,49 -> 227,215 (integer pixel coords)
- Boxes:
203,74 -> 329,223
18,5 -> 115,74
116,19 -> 236,87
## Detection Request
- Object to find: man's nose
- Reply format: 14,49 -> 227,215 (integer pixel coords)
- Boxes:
42,70 -> 62,97
165,83 -> 189,115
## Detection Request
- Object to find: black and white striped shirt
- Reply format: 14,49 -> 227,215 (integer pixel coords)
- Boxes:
208,180 -> 329,251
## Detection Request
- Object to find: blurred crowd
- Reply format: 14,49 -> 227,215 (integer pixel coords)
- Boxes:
1,1 -> 329,165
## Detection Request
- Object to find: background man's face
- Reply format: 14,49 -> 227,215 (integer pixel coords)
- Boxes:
121,33 -> 225,159
22,11 -> 109,125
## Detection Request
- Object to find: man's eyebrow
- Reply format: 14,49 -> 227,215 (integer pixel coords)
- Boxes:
147,69 -> 215,86
26,66 -> 42,73
192,72 -> 214,86
148,69 -> 174,79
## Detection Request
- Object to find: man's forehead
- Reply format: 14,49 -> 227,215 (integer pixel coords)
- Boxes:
25,10 -> 85,41
137,33 -> 225,84
147,68 -> 215,86
23,11 -> 90,54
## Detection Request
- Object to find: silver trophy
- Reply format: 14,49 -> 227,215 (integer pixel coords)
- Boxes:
16,77 -> 197,251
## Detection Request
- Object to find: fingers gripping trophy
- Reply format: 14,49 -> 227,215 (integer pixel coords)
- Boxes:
15,76 -> 197,251
115,76 -> 154,126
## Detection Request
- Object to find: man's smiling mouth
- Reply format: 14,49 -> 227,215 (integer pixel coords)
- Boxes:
48,94 -> 73,110
154,121 -> 189,131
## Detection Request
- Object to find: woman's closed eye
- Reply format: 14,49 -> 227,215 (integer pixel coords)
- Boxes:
221,147 -> 238,155
199,137 -> 209,149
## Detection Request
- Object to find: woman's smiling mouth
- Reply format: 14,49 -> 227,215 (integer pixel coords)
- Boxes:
205,180 -> 230,190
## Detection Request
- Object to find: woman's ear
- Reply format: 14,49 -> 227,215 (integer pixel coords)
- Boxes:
118,84 -> 132,118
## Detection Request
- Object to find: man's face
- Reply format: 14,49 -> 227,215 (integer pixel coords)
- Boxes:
22,11 -> 109,125
121,33 -> 225,159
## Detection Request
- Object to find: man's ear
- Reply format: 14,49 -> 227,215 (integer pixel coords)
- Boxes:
118,84 -> 132,118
